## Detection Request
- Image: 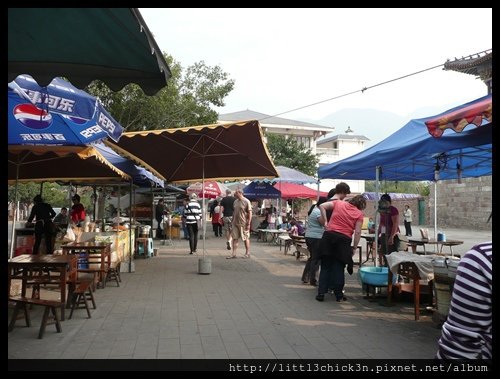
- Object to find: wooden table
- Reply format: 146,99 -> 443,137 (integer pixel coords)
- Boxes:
360,234 -> 376,265
407,238 -> 463,255
8,254 -> 78,321
385,252 -> 435,320
61,241 -> 112,288
257,229 -> 288,244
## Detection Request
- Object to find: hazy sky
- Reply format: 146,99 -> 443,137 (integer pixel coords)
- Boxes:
141,8 -> 491,125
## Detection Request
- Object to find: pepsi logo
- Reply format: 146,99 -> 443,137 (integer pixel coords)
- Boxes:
61,114 -> 87,125
13,104 -> 52,130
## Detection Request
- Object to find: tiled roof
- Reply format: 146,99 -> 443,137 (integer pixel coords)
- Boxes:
218,110 -> 333,130
444,51 -> 492,77
317,134 -> 370,144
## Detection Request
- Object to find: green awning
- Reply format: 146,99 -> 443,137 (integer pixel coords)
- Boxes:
8,8 -> 171,95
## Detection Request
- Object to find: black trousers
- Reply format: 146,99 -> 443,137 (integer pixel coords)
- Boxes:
33,220 -> 54,255
186,223 -> 199,253
404,221 -> 412,236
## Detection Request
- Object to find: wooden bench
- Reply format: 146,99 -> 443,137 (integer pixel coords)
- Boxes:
8,297 -> 63,339
69,279 -> 96,319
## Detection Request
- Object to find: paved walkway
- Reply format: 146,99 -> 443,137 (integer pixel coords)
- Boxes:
8,226 -> 491,360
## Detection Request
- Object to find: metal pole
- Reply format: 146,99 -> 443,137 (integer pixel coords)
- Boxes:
129,180 -> 133,272
434,181 -> 438,244
202,156 -> 205,257
374,166 -> 380,268
162,186 -> 166,245
92,186 -> 97,221
9,163 -> 20,259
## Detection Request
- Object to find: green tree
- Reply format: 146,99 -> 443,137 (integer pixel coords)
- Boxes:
365,180 -> 430,196
8,182 -> 40,204
8,183 -> 94,209
266,134 -> 320,176
86,55 -> 235,131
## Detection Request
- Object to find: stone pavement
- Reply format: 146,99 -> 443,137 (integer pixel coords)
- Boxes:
8,226 -> 491,360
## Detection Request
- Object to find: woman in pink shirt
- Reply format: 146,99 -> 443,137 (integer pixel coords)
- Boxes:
316,195 -> 366,302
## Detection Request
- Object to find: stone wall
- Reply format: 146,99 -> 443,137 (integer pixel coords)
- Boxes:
364,198 -> 422,225
429,176 -> 492,230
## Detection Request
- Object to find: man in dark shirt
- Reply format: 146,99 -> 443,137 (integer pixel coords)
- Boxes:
27,195 -> 56,254
220,189 -> 236,250
155,199 -> 167,239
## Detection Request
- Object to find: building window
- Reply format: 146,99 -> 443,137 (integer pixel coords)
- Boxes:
333,142 -> 338,149
295,136 -> 311,148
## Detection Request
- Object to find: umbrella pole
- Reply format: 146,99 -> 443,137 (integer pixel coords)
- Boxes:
9,162 -> 20,259
129,180 -> 133,272
202,157 -> 205,257
197,148 -> 211,275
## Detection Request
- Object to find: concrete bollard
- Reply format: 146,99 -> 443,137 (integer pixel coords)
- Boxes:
198,257 -> 212,275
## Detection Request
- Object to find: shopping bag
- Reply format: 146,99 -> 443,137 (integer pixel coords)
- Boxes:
63,225 -> 76,242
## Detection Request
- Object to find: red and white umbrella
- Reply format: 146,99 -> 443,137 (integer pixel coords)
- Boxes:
186,181 -> 228,199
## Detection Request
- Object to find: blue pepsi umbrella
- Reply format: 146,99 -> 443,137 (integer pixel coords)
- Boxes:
93,143 -> 164,188
8,85 -> 110,146
12,74 -> 123,142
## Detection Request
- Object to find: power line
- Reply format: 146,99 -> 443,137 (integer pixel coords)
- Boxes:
258,49 -> 491,122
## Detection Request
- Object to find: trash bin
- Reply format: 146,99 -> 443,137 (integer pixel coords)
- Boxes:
432,257 -> 452,316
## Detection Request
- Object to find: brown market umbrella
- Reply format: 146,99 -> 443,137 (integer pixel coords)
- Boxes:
8,145 -> 130,258
106,120 -> 278,183
8,145 -> 130,185
106,120 -> 278,266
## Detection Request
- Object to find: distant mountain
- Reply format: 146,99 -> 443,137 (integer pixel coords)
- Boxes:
301,108 -> 406,147
300,103 -> 465,147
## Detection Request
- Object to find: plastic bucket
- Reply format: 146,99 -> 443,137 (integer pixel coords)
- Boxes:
78,253 -> 89,269
139,225 -> 151,238
359,266 -> 389,286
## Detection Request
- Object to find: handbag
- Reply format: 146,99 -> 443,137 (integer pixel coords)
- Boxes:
63,225 -> 76,242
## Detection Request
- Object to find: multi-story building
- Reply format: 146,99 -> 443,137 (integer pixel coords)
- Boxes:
316,126 -> 370,194
218,111 -> 369,193
218,110 -> 333,154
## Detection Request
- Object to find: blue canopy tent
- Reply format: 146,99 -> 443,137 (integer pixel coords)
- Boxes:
318,95 -> 492,182
318,95 -> 492,260
243,181 -> 281,200
10,75 -> 123,142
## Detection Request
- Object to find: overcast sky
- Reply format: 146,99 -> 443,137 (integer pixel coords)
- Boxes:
140,8 -> 491,125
